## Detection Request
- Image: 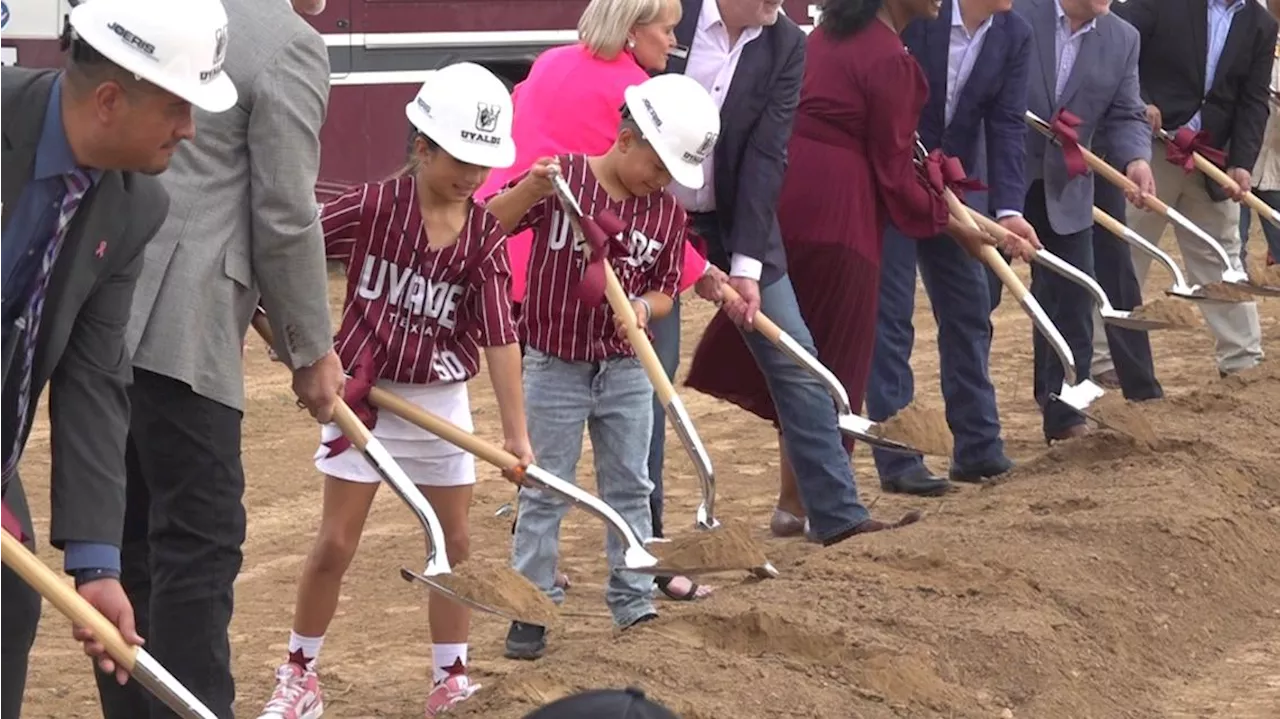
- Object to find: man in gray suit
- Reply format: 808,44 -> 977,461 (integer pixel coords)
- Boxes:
999,0 -> 1155,442
97,1 -> 344,716
1,1 -> 239,717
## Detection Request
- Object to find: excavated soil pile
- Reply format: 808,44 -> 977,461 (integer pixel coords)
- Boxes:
1197,280 -> 1258,302
455,365 -> 1280,719
1247,262 -> 1280,288
870,402 -> 953,457
1129,297 -> 1200,329
1086,392 -> 1159,448
433,564 -> 561,627
651,519 -> 770,574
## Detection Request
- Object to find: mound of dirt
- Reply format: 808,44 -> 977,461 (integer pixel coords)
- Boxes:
1197,281 -> 1257,302
1128,297 -> 1200,329
432,564 -> 561,627
1247,262 -> 1280,288
453,355 -> 1280,719
650,519 -> 770,575
871,402 -> 953,457
1086,392 -> 1159,448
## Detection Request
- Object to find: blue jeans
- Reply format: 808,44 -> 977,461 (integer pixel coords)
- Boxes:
646,298 -> 681,539
510,348 -> 656,627
866,225 -> 1004,480
1239,188 -> 1280,267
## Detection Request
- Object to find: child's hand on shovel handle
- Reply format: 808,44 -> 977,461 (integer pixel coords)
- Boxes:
613,297 -> 652,342
501,434 -> 536,487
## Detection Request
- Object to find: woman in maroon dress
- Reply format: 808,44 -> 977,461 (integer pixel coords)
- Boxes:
685,0 -> 989,533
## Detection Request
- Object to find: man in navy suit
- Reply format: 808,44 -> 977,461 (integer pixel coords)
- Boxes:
865,0 -> 1036,495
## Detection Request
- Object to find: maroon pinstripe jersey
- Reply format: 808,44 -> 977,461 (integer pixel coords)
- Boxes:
508,153 -> 687,362
322,176 -> 518,385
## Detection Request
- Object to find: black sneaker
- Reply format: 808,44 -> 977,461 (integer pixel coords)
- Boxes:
504,621 -> 547,660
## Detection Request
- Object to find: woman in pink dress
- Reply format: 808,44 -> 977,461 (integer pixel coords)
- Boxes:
685,0 -> 992,533
475,0 -> 712,602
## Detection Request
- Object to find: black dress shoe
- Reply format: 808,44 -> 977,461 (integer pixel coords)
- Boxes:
948,455 -> 1014,484
879,467 -> 951,497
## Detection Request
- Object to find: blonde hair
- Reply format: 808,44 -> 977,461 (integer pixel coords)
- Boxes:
578,0 -> 676,57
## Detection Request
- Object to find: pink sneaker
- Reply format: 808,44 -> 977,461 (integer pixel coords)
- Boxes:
424,674 -> 480,716
257,662 -> 323,719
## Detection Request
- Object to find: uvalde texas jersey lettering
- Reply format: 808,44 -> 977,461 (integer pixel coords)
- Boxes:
547,209 -> 664,268
356,257 -> 464,330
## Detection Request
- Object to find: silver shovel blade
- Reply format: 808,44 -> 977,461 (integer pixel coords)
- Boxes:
837,412 -> 925,455
1099,309 -> 1189,332
133,651 -> 219,719
663,394 -> 719,530
399,567 -> 541,620
1050,379 -> 1106,414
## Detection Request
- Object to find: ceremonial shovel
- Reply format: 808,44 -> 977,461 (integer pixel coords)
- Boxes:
937,177 -> 1107,424
1091,206 -> 1230,304
0,531 -> 217,719
367,387 -> 759,576
711,282 -> 930,456
1025,110 -> 1280,298
1154,127 -> 1280,230
964,208 -> 1194,331
549,173 -> 778,579
250,313 -> 548,624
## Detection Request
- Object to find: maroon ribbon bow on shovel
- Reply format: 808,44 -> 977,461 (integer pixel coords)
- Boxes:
1049,109 -> 1089,179
922,149 -> 988,202
321,342 -> 380,458
2,500 -> 26,542
572,210 -> 630,306
1163,127 -> 1227,173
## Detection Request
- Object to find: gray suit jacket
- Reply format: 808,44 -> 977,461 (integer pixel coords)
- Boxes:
1015,0 -> 1150,235
2,68 -> 169,547
126,0 -> 333,412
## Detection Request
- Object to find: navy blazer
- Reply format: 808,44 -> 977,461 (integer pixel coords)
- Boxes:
903,2 -> 1033,216
665,0 -> 807,286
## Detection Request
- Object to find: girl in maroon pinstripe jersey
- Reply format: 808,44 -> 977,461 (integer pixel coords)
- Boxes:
483,74 -> 722,661
258,64 -> 550,719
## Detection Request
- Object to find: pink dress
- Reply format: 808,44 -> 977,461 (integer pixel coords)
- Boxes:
476,44 -> 707,302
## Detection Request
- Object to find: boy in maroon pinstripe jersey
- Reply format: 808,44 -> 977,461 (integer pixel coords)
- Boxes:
485,73 -> 722,660
257,63 -> 553,719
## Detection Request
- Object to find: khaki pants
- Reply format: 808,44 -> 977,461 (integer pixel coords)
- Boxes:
1093,140 -> 1263,375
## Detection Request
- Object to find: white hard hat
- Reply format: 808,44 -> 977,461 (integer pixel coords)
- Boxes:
623,74 -> 721,189
404,62 -> 516,169
69,0 -> 237,113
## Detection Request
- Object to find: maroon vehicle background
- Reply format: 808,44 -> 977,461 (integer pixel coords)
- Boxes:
3,1 -> 819,199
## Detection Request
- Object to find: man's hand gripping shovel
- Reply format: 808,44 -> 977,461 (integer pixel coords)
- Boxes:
0,526 -> 218,719
1025,110 -> 1280,298
548,172 -> 778,580
251,313 -> 557,625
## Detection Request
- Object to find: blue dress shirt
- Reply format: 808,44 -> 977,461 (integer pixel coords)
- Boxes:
1,74 -> 114,576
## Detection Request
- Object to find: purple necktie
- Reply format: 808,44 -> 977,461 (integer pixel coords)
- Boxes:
3,169 -> 93,479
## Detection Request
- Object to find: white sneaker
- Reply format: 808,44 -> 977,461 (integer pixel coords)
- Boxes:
425,674 -> 480,716
257,662 -> 324,719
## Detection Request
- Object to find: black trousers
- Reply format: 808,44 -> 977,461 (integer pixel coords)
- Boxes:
95,368 -> 245,719
1,477 -> 44,719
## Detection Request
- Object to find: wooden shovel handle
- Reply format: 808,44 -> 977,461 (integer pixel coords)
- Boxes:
1091,205 -> 1130,238
0,530 -> 139,671
249,311 -> 519,472
1197,157 -> 1276,218
944,188 -> 1030,301
599,262 -> 681,404
1078,147 -> 1174,215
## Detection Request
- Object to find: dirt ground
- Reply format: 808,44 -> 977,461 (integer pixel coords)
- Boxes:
15,229 -> 1280,719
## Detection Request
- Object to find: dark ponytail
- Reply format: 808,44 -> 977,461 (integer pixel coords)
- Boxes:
818,0 -> 885,40
383,123 -> 441,181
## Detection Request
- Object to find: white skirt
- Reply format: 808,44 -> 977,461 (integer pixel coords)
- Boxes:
313,380 -> 476,487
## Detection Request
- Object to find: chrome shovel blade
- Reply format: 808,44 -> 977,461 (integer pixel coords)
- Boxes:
133,651 -> 219,719
398,567 -> 532,620
1099,309 -> 1188,332
1051,378 -> 1106,412
837,413 -> 924,455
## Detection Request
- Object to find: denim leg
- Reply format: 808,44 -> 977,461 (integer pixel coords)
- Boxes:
741,275 -> 871,539
1254,189 -> 1280,261
588,357 -> 658,627
511,349 -> 590,607
646,298 -> 681,539
866,225 -> 925,480
916,233 -> 1005,469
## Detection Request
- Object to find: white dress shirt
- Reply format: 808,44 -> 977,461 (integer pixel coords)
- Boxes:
671,0 -> 764,280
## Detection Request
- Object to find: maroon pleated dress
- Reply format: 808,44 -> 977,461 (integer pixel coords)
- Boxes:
685,21 -> 950,444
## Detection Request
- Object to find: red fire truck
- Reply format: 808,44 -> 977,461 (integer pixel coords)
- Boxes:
2,0 -> 819,197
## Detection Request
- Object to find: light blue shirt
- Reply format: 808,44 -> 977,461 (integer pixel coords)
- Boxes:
1188,0 -> 1248,132
1053,0 -> 1098,103
945,0 -> 995,127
